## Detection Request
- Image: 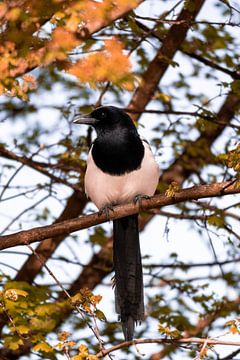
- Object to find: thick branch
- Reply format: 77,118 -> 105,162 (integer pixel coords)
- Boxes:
0,180 -> 238,251
1,0 -> 144,77
128,0 -> 205,121
135,20 -> 240,80
77,0 -> 144,38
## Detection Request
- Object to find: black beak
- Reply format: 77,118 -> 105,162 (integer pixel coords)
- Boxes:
73,113 -> 98,125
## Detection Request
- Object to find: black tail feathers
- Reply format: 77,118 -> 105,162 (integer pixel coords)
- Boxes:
113,214 -> 144,341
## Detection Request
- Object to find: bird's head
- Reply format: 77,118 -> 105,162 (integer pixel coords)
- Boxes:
73,106 -> 135,134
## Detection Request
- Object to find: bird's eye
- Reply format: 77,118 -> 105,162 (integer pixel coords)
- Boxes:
100,111 -> 107,119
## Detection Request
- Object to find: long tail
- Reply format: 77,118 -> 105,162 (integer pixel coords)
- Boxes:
113,214 -> 144,341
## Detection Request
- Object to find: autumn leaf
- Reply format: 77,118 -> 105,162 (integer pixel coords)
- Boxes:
165,182 -> 180,197
4,335 -> 24,350
69,38 -> 133,88
65,0 -> 139,28
44,27 -> 79,64
4,288 -> 28,301
58,331 -> 71,341
33,342 -> 53,353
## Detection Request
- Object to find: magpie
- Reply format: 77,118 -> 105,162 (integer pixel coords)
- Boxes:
74,106 -> 159,340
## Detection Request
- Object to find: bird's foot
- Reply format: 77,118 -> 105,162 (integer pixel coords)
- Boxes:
134,194 -> 150,209
111,274 -> 116,289
98,204 -> 114,220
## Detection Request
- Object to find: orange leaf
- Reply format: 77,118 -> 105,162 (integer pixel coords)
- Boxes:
69,38 -> 132,87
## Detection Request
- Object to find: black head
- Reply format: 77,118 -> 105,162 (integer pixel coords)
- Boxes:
73,106 -> 136,135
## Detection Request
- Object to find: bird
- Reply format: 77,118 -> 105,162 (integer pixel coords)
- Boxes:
74,106 -> 159,341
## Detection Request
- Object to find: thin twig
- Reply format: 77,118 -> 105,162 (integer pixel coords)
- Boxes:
96,337 -> 240,358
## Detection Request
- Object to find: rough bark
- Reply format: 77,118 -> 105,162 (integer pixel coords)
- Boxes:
128,0 -> 205,121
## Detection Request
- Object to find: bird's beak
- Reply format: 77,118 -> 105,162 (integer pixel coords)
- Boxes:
73,113 -> 98,125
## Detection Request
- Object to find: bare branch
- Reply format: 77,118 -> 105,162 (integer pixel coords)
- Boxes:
0,146 -> 83,193
96,337 -> 240,358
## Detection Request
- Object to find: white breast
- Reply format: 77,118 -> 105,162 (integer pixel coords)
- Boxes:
84,141 -> 160,210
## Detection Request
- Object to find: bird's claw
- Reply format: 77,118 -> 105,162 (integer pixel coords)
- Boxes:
98,204 -> 114,220
134,194 -> 150,208
111,275 -> 116,289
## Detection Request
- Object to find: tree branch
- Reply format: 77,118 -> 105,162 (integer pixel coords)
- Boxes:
161,90 -> 240,185
5,0 -> 207,289
61,0 -> 240,318
0,146 -> 82,193
135,20 -> 240,80
1,0 -> 144,78
128,0 -> 205,121
0,180 -> 238,251
97,337 -> 240,358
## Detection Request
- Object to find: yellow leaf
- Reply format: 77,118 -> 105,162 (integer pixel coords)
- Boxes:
35,303 -> 56,316
95,309 -> 107,322
165,182 -> 180,197
4,289 -> 28,301
30,317 -> 56,331
51,11 -> 65,23
229,325 -> 238,334
15,289 -> 28,297
65,13 -> 81,32
88,355 -> 98,360
66,341 -> 76,348
16,325 -> 29,334
4,336 -> 24,350
33,342 -> 53,353
6,8 -> 21,21
70,293 -> 83,306
155,92 -> 172,103
78,343 -> 89,356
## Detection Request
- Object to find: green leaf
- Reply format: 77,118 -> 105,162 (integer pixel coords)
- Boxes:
4,335 -> 24,350
184,0 -> 196,12
35,303 -> 56,316
89,226 -> 107,246
30,317 -> 56,332
95,309 -> 107,322
231,80 -> 240,96
207,215 -> 225,228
